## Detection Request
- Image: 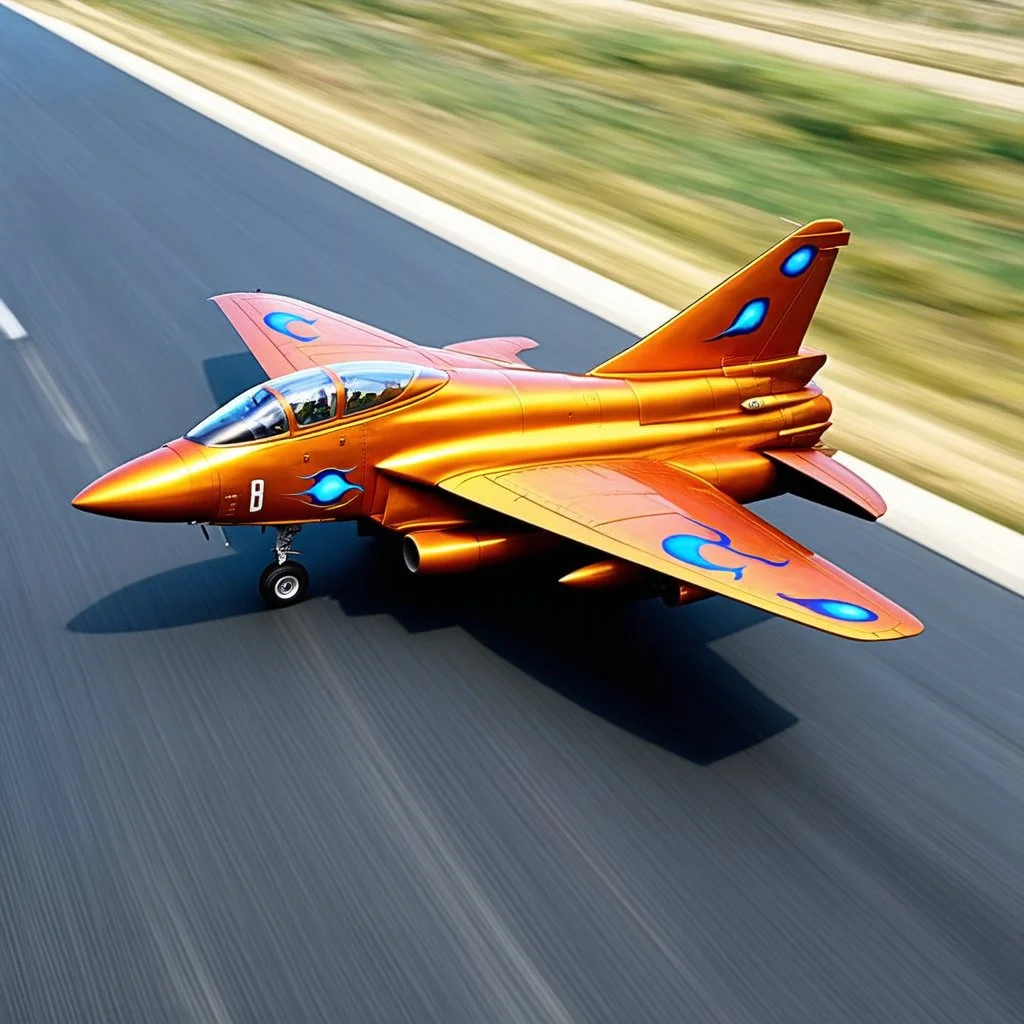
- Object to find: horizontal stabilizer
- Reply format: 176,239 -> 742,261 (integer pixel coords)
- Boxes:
766,448 -> 886,521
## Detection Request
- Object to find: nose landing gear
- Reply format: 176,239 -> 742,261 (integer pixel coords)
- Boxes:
259,561 -> 309,608
258,525 -> 309,608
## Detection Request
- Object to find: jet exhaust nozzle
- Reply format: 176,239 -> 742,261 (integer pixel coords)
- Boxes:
402,528 -> 555,575
661,582 -> 715,607
559,558 -> 651,590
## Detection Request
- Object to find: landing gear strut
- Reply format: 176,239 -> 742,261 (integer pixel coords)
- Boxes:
259,525 -> 309,608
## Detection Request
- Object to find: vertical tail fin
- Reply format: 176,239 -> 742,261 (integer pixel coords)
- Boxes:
590,220 -> 850,376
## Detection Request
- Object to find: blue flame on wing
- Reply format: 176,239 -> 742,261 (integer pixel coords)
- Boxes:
662,517 -> 789,580
781,245 -> 818,277
777,594 -> 879,622
295,468 -> 362,507
263,311 -> 320,342
707,297 -> 769,342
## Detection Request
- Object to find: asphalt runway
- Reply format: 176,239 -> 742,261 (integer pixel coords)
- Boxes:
1,8 -> 1022,1023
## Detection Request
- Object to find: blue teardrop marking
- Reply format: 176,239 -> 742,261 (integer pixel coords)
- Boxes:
781,245 -> 818,277
298,468 -> 362,507
662,518 -> 789,580
663,533 -> 744,579
310,473 -> 347,504
263,311 -> 320,342
777,593 -> 879,622
708,297 -> 769,341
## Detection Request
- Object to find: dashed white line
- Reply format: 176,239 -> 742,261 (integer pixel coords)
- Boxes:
19,344 -> 92,447
0,296 -> 27,340
1,292 -> 105,462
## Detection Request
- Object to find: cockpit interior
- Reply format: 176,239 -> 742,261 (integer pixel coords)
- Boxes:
186,361 -> 446,446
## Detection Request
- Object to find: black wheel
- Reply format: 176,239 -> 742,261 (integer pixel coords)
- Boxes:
259,561 -> 309,609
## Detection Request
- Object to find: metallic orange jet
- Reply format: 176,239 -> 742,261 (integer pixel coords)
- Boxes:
73,220 -> 922,640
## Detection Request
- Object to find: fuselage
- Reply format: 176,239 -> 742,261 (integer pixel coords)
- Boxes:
72,351 -> 832,529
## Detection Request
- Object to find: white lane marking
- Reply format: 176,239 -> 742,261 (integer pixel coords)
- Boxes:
2,282 -> 107,467
20,344 -> 91,446
4,0 -> 1022,594
20,343 -> 109,470
0,296 -> 28,340
836,453 -> 1024,597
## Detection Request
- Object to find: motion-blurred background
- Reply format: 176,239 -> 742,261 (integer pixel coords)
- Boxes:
3,6 -> 1023,1023
23,0 -> 1024,526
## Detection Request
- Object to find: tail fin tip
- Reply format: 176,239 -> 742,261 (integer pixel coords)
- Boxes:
591,219 -> 849,377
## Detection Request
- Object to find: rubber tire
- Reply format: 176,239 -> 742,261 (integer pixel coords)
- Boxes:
259,561 -> 310,609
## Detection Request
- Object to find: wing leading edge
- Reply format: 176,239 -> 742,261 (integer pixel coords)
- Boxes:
441,460 -> 922,641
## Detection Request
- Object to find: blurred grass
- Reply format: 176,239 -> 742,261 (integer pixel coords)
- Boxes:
744,0 -> 1024,33
32,0 -> 1024,524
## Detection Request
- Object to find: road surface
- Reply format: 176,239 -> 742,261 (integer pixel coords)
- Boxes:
0,9 -> 1021,1023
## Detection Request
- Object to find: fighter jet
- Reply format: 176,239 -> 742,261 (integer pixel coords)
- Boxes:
73,219 -> 922,640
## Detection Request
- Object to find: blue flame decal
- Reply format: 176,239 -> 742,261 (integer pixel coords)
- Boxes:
294,468 -> 362,508
707,297 -> 769,342
781,245 -> 818,277
777,594 -> 879,622
663,517 -> 789,580
263,311 -> 320,342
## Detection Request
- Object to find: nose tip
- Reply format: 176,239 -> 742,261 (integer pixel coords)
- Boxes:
72,443 -> 214,522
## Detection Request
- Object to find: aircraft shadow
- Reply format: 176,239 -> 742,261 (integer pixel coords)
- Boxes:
340,540 -> 797,765
67,522 -> 797,765
203,350 -> 269,405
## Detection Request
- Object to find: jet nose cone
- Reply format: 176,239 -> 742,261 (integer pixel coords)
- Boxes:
73,443 -> 214,522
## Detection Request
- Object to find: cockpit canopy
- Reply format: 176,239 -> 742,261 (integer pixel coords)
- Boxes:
277,368 -> 338,428
186,385 -> 288,447
186,361 -> 445,446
